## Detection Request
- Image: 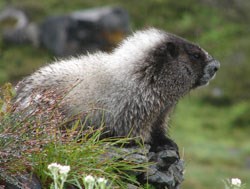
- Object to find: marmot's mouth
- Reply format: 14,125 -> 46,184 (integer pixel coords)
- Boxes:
198,74 -> 213,86
196,59 -> 220,87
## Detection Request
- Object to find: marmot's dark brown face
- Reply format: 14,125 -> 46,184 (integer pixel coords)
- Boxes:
145,33 -> 220,90
182,42 -> 220,88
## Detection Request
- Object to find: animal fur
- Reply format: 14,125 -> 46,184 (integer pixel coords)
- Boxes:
13,28 -> 220,150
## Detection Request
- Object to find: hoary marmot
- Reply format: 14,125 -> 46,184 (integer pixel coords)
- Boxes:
13,28 -> 220,151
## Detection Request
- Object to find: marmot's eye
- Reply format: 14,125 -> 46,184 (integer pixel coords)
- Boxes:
192,53 -> 201,60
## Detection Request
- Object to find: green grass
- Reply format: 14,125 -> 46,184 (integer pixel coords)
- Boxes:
171,92 -> 250,189
29,130 -> 147,188
0,84 -> 149,188
0,119 -> 147,188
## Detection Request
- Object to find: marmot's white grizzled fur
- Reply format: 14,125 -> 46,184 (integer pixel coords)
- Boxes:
13,28 -> 220,150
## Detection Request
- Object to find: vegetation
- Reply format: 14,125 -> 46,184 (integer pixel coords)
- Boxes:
171,95 -> 250,189
0,0 -> 250,188
0,84 -> 148,188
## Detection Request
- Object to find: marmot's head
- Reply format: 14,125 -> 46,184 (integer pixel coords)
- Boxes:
163,33 -> 220,88
115,28 -> 220,93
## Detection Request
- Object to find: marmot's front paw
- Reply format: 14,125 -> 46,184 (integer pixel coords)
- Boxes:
153,138 -> 179,154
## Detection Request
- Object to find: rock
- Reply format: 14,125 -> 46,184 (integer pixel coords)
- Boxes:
40,6 -> 129,56
0,7 -> 28,30
1,143 -> 184,189
1,173 -> 41,189
101,143 -> 184,189
3,24 -> 40,46
0,7 -> 40,46
70,6 -> 129,32
142,149 -> 184,189
0,6 -> 129,57
39,15 -> 74,56
127,183 -> 140,189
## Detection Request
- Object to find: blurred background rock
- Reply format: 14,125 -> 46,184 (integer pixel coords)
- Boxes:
0,6 -> 129,56
0,0 -> 249,189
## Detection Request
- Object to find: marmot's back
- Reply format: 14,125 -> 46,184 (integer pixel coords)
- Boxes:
14,53 -> 111,112
13,28 -> 220,149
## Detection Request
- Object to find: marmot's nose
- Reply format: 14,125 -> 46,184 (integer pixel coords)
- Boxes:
213,67 -> 218,72
213,60 -> 220,72
207,60 -> 220,76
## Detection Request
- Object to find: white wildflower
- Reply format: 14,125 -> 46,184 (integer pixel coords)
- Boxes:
83,175 -> 95,189
231,178 -> 241,187
97,177 -> 108,189
47,163 -> 70,189
84,175 -> 95,183
48,163 -> 70,174
97,177 -> 107,184
48,162 -> 61,170
58,165 -> 70,174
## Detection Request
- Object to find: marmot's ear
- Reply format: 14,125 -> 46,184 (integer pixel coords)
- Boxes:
167,42 -> 179,58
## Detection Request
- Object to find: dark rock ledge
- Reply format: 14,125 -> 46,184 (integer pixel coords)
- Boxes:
0,144 -> 184,189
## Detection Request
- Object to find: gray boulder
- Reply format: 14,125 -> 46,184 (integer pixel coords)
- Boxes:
40,6 -> 130,56
0,6 -> 130,56
0,7 -> 40,46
